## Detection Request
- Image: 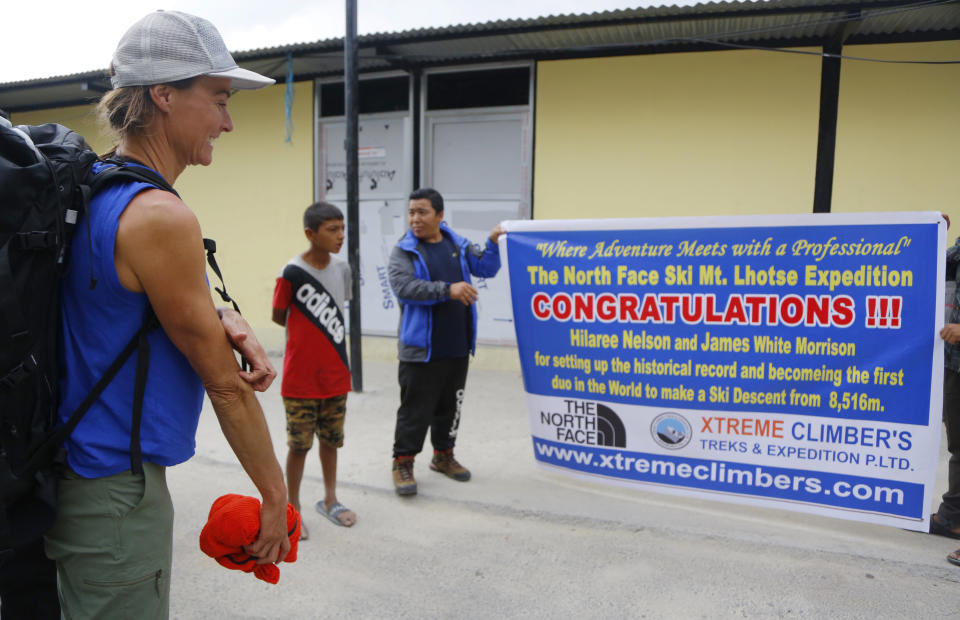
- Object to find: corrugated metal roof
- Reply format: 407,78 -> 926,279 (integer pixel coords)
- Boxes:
2,0 -> 957,113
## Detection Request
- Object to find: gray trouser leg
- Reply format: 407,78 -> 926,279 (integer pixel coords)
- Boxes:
937,369 -> 960,522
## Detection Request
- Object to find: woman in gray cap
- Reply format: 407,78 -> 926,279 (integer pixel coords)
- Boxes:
43,11 -> 289,619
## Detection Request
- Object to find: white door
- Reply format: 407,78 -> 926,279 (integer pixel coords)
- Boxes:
423,109 -> 532,343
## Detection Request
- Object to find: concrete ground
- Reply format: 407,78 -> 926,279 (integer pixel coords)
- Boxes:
167,340 -> 960,619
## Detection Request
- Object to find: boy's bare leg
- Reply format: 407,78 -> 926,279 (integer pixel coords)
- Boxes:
319,443 -> 356,526
286,449 -> 309,539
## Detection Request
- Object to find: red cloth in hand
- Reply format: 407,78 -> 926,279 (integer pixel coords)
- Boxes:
199,494 -> 300,584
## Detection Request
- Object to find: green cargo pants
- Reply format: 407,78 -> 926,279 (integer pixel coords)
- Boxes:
44,463 -> 173,620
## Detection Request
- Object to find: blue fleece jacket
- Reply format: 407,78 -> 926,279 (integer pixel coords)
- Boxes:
388,221 -> 501,362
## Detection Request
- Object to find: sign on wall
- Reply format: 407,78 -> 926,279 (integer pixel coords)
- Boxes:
502,213 -> 945,530
321,117 -> 409,335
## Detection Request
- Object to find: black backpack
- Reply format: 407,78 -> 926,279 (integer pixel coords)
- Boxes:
0,121 -> 242,554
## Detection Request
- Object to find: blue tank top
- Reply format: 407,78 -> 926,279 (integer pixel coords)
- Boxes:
58,162 -> 205,478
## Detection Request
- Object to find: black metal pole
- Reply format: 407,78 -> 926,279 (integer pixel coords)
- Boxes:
345,0 -> 362,391
411,69 -> 421,189
812,41 -> 842,214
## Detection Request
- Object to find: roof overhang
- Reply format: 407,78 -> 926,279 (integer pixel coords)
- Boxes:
1,0 -> 957,113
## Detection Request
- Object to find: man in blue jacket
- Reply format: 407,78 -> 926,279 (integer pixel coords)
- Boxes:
388,187 -> 503,495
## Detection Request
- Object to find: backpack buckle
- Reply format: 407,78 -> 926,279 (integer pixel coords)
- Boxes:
15,231 -> 57,250
0,355 -> 37,389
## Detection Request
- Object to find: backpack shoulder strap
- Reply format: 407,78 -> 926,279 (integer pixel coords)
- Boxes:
89,160 -> 180,199
202,238 -> 249,372
203,238 -> 240,313
22,311 -> 159,476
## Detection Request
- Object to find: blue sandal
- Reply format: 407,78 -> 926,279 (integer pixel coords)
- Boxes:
316,501 -> 354,527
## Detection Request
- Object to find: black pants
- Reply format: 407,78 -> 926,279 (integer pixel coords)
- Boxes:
393,357 -> 469,457
0,537 -> 59,619
937,369 -> 960,522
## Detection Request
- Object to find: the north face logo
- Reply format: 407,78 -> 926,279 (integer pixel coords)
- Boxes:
595,403 -> 626,448
539,401 -> 626,447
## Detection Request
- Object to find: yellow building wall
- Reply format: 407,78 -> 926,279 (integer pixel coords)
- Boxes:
11,82 -> 314,349
176,81 -> 314,350
534,50 -> 822,219
831,41 -> 960,225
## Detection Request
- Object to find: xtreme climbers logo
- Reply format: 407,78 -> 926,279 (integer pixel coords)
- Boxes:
650,412 -> 692,450
539,400 -> 626,447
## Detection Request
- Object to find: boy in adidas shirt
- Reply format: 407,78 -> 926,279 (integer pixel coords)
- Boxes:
273,202 -> 355,535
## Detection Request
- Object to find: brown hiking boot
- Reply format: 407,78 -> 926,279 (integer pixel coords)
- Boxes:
392,456 -> 417,496
430,449 -> 471,481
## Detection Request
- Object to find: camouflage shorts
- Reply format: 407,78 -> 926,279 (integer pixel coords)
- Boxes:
283,395 -> 348,450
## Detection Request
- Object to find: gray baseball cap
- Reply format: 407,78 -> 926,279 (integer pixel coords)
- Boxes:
111,10 -> 275,90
